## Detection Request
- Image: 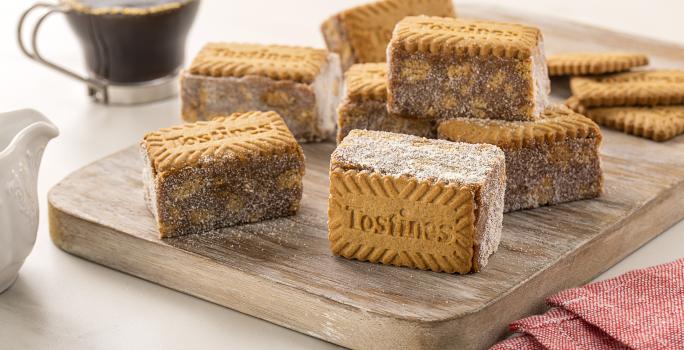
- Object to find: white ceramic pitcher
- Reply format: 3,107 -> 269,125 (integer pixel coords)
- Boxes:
0,109 -> 58,293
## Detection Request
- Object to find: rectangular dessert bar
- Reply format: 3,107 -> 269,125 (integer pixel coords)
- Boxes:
337,63 -> 435,142
140,111 -> 305,238
387,16 -> 550,121
328,130 -> 506,273
321,0 -> 456,71
438,105 -> 603,212
181,43 -> 343,143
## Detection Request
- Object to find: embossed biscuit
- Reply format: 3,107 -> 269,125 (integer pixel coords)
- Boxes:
438,105 -> 603,212
329,130 -> 506,273
321,0 -> 456,71
564,96 -> 587,115
585,106 -> 684,142
345,63 -> 389,102
182,43 -> 343,142
141,111 -> 305,238
337,63 -> 435,142
570,70 -> 684,107
548,53 -> 649,76
387,16 -> 550,121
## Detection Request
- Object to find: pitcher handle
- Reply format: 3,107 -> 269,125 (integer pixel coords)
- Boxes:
17,3 -> 109,103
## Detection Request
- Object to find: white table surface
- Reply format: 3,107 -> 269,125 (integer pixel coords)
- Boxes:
1,1 -> 683,349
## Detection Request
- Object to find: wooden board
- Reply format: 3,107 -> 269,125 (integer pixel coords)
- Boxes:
48,5 -> 684,350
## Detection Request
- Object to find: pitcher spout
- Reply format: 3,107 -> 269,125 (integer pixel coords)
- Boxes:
0,109 -> 59,168
0,109 -> 58,215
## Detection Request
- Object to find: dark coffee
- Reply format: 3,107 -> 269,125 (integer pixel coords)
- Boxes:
70,0 -> 184,9
64,0 -> 199,83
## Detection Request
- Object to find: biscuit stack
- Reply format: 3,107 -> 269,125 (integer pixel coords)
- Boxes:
335,15 -> 604,213
564,68 -> 684,142
549,52 -> 684,142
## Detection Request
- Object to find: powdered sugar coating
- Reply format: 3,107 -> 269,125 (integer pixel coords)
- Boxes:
330,129 -> 506,271
337,99 -> 436,143
332,130 -> 505,186
144,152 -> 305,238
504,138 -> 602,212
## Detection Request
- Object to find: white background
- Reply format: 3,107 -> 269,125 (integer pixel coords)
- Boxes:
1,1 -> 683,349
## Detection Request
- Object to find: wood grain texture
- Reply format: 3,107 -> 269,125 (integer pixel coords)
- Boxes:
48,5 -> 684,350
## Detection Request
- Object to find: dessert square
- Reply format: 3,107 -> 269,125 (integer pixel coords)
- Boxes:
570,70 -> 684,108
181,43 -> 343,143
321,0 -> 456,71
438,105 -> 603,212
337,63 -> 435,142
141,111 -> 305,238
328,130 -> 506,273
387,16 -> 550,121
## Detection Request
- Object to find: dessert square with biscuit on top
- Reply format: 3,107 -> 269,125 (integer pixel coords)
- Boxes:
140,111 -> 305,238
328,130 -> 506,273
438,105 -> 603,212
337,63 -> 435,142
181,43 -> 342,143
387,16 -> 550,121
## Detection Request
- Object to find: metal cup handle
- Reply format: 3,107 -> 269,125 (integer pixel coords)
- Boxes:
17,3 -> 109,103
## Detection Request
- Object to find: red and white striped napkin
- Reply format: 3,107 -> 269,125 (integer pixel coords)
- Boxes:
491,259 -> 684,350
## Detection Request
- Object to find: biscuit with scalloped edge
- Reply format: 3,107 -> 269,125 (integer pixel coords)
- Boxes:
345,63 -> 388,102
570,70 -> 684,107
548,53 -> 648,76
391,16 -> 542,58
144,111 -> 299,173
437,105 -> 601,150
321,0 -> 456,70
189,43 -> 329,83
564,96 -> 587,115
585,106 -> 684,142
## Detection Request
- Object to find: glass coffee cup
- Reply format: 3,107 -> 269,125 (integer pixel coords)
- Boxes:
18,0 -> 200,105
